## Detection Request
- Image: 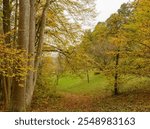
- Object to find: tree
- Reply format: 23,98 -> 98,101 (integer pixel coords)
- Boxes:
105,3 -> 133,95
26,0 -> 36,107
11,0 -> 30,111
1,0 -> 11,110
81,2 -> 133,95
123,0 -> 150,77
0,0 -> 96,111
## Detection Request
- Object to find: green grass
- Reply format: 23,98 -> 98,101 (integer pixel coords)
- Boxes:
56,73 -> 150,95
32,73 -> 150,112
57,73 -> 109,94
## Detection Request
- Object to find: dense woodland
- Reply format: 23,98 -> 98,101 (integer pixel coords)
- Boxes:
0,0 -> 150,112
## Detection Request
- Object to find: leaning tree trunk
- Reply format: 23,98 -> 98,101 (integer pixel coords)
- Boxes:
34,0 -> 50,86
114,49 -> 120,95
26,0 -> 52,107
11,0 -> 30,112
26,0 -> 36,108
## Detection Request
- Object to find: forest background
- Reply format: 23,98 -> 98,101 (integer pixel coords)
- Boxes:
0,0 -> 150,111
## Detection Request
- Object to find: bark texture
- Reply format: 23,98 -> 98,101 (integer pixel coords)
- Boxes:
11,0 -> 30,111
26,0 -> 36,107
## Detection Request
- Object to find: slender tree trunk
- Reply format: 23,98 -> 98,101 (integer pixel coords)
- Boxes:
11,0 -> 30,112
56,74 -> 59,85
34,0 -> 50,86
3,0 -> 11,44
86,70 -> 90,83
26,0 -> 36,108
2,0 -> 12,110
114,49 -> 120,95
13,0 -> 19,47
2,77 -> 8,109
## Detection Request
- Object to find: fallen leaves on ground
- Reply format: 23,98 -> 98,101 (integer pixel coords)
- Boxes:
31,89 -> 150,112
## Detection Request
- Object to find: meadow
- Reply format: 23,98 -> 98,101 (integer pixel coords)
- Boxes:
31,73 -> 150,112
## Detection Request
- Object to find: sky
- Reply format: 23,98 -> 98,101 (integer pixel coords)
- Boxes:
95,0 -> 134,22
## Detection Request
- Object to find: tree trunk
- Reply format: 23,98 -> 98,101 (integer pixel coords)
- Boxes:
114,49 -> 120,95
86,70 -> 90,83
2,77 -> 8,109
56,74 -> 59,85
34,0 -> 50,86
26,0 -> 36,108
3,0 -> 11,44
11,0 -> 30,112
13,0 -> 19,47
2,0 -> 12,110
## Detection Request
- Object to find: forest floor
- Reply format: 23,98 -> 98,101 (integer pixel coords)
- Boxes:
31,73 -> 150,112
31,89 -> 150,112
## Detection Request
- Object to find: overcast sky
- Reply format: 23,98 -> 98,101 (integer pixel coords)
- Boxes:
95,0 -> 134,22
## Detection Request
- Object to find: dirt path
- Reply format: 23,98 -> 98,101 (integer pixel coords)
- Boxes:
31,92 -> 97,111
59,93 -> 94,111
31,89 -> 150,112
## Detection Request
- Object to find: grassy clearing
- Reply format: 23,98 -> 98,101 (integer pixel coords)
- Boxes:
57,73 -> 109,94
31,73 -> 150,112
56,73 -> 150,95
